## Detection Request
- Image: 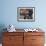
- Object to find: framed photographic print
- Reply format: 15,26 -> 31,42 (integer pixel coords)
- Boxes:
17,7 -> 35,22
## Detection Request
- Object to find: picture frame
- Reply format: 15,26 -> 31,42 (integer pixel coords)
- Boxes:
17,7 -> 35,22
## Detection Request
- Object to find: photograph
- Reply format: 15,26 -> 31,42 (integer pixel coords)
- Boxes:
17,7 -> 35,22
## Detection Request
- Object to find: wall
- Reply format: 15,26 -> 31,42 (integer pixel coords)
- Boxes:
0,0 -> 46,30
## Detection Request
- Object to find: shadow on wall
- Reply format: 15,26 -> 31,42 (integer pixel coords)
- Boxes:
0,24 -> 7,43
